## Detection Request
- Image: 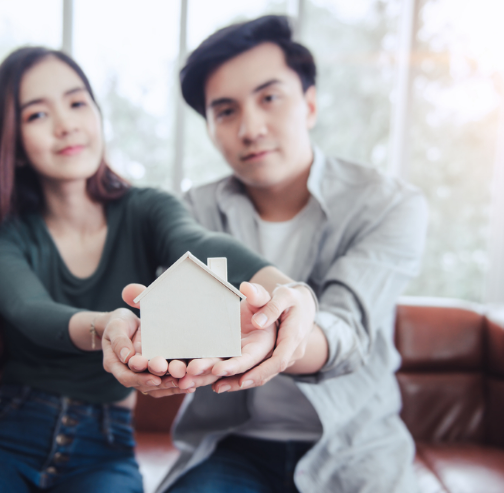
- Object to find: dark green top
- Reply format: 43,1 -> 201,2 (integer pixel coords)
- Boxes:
0,188 -> 269,403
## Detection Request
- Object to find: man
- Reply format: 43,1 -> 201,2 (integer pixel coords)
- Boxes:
159,15 -> 428,493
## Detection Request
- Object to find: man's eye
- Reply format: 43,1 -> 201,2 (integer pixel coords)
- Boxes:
264,94 -> 279,103
26,111 -> 46,122
217,108 -> 234,118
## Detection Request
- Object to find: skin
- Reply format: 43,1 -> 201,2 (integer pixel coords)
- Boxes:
204,42 -> 329,379
131,43 -> 330,397
18,56 -> 319,401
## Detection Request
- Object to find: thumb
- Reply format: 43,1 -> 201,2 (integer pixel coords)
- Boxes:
240,282 -> 271,308
122,283 -> 146,309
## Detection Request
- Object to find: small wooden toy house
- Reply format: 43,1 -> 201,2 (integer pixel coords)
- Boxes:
134,251 -> 244,360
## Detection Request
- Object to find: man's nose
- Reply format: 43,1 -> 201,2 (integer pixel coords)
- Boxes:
238,107 -> 267,143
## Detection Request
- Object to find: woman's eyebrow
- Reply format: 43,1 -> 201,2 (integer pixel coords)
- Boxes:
20,86 -> 86,111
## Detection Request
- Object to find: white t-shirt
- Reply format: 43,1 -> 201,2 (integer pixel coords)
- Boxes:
235,202 -> 323,442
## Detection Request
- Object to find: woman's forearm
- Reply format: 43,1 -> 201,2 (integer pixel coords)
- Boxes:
68,311 -> 108,351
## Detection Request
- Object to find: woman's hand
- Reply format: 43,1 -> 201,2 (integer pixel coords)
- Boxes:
100,304 -> 191,397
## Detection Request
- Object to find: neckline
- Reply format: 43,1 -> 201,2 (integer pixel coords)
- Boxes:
36,199 -> 119,283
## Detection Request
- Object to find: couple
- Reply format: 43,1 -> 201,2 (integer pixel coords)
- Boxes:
0,15 -> 427,493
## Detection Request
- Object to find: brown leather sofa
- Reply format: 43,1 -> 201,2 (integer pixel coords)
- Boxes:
134,300 -> 504,493
1,300 -> 503,492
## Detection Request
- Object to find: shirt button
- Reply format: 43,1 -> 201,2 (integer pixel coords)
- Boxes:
46,467 -> 57,475
55,434 -> 72,445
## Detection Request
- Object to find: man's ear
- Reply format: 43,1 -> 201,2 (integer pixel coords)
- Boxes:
305,85 -> 317,130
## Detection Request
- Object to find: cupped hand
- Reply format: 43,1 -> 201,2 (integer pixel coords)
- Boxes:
211,282 -> 316,393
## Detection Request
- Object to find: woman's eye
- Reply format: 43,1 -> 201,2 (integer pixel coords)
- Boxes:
71,101 -> 86,108
26,111 -> 46,122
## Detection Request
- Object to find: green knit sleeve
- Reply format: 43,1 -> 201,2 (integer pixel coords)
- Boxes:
0,224 -> 84,354
134,188 -> 271,288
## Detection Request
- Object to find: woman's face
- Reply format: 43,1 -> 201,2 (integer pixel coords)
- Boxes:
18,56 -> 103,184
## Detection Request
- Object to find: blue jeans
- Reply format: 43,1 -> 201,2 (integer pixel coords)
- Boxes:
0,383 -> 143,492
168,435 -> 314,493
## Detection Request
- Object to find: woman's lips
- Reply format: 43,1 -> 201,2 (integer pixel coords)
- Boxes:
58,145 -> 85,156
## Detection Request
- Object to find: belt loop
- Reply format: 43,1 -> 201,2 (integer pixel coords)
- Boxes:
102,404 -> 113,444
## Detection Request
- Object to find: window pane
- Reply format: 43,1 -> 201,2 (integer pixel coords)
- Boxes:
73,0 -> 180,188
183,0 -> 288,190
0,0 -> 62,60
304,0 -> 401,169
405,0 -> 499,301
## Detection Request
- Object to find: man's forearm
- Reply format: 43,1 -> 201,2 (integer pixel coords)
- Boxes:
283,324 -> 329,375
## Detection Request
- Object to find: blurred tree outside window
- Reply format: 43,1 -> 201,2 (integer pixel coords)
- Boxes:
73,0 -> 180,188
0,0 -> 501,303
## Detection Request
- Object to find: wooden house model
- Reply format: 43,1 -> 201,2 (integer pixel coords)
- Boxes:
134,251 -> 244,360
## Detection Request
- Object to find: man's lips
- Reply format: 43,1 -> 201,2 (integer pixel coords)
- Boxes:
240,149 -> 275,162
57,145 -> 85,156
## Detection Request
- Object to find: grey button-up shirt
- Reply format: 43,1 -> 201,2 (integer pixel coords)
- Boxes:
157,148 -> 428,493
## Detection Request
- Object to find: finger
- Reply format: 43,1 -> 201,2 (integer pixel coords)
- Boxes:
212,367 -> 277,394
128,354 -> 148,372
239,282 -> 271,307
168,360 -> 188,379
251,285 -> 293,329
105,318 -> 138,364
178,372 -> 220,390
148,356 -> 169,376
144,387 -> 195,398
103,339 -> 162,389
132,326 -> 142,354
122,283 -> 146,309
212,350 -> 261,377
186,358 -> 222,377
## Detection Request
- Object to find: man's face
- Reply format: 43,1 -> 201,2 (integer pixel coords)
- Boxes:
204,42 -> 317,190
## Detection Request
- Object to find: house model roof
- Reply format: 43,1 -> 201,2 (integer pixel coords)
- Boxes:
134,251 -> 246,304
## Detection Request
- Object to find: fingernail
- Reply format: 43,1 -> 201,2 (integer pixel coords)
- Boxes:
186,388 -> 196,393
254,313 -> 268,327
217,385 -> 231,393
185,381 -> 195,389
147,379 -> 158,386
120,348 -> 130,363
248,283 -> 258,293
215,370 -> 229,377
241,380 -> 254,389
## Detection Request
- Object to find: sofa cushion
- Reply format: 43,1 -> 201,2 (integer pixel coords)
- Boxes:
416,443 -> 504,493
397,372 -> 485,442
395,305 -> 484,371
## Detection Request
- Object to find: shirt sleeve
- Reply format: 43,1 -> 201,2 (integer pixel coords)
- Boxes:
135,188 -> 271,288
296,188 -> 429,383
0,228 -> 84,353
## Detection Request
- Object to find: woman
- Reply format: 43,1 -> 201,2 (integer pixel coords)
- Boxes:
0,47 -> 316,492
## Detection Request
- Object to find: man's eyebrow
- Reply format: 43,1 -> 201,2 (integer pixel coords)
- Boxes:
20,87 -> 86,111
207,79 -> 282,110
253,79 -> 282,93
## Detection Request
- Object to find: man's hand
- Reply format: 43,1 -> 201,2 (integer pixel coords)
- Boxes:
211,282 -> 317,393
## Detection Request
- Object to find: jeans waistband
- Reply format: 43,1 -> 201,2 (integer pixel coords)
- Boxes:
0,383 -> 132,421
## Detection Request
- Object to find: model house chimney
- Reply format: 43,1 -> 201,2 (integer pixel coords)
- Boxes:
207,257 -> 227,282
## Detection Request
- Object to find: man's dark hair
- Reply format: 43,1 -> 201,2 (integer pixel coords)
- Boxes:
180,15 -> 316,117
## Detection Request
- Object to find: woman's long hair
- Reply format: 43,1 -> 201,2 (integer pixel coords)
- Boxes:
0,46 -> 130,223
